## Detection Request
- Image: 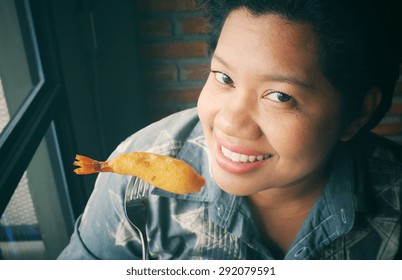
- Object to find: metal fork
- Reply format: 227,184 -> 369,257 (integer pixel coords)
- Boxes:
124,176 -> 151,260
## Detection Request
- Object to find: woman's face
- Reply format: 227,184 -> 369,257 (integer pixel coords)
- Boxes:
198,8 -> 348,196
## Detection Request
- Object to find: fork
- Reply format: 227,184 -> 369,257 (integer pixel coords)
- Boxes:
124,176 -> 151,260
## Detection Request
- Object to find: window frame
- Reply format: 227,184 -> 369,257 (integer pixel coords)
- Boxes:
0,0 -> 87,221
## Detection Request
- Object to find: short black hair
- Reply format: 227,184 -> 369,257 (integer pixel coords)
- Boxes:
196,0 -> 400,131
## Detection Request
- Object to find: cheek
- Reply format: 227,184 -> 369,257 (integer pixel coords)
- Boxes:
197,87 -> 211,127
267,110 -> 342,161
197,86 -> 208,111
197,85 -> 217,150
197,82 -> 220,129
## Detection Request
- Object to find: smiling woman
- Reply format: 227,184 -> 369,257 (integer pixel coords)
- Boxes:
58,0 -> 402,260
198,10 -> 345,200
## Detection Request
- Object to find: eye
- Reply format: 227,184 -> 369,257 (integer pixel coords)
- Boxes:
266,91 -> 292,103
212,71 -> 234,86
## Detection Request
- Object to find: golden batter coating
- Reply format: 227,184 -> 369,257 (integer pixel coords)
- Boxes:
73,152 -> 205,194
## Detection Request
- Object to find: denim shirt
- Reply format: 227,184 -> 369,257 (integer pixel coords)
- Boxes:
58,108 -> 402,260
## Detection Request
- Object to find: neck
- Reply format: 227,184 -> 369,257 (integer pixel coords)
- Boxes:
249,177 -> 326,213
248,169 -> 329,257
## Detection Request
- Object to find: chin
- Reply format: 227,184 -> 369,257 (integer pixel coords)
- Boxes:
210,166 -> 266,197
212,176 -> 261,196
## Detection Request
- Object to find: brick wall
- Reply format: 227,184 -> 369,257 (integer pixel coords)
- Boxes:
135,0 -> 402,144
371,66 -> 402,143
135,0 -> 209,122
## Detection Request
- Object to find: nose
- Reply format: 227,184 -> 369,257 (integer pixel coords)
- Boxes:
215,92 -> 262,140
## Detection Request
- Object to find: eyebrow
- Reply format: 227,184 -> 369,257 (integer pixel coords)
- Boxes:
212,54 -> 315,90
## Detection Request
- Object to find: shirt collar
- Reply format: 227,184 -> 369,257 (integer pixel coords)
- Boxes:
286,144 -> 356,259
323,144 -> 356,233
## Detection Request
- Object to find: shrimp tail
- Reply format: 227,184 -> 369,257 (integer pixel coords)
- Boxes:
73,154 -> 113,174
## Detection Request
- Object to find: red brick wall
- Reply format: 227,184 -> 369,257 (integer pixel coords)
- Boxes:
371,66 -> 402,143
135,0 -> 209,122
135,0 -> 402,144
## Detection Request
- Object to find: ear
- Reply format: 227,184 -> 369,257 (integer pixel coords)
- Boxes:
340,87 -> 382,141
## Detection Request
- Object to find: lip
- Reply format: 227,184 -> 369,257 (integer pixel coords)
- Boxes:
215,139 -> 271,174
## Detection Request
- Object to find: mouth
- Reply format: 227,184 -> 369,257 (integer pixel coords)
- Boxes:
221,146 -> 271,163
214,137 -> 272,174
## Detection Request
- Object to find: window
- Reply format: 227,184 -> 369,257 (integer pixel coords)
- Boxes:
0,0 -> 86,259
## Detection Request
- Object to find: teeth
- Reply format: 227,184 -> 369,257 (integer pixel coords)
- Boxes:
240,154 -> 248,163
221,146 -> 270,163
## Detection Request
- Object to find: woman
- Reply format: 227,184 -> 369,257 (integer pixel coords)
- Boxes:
59,0 -> 402,259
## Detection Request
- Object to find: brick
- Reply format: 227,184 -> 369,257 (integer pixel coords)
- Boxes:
139,41 -> 208,60
142,65 -> 178,83
145,87 -> 202,104
394,80 -> 402,96
371,121 -> 402,136
137,0 -> 197,12
181,64 -> 209,80
388,101 -> 402,115
179,17 -> 209,35
138,19 -> 171,37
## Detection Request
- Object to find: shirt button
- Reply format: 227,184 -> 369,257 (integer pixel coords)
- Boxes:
340,208 -> 347,224
294,247 -> 307,257
216,206 -> 223,218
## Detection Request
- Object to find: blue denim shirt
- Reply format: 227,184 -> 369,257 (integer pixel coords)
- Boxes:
58,108 -> 402,259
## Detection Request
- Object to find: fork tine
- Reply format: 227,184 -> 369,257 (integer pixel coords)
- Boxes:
130,177 -> 149,200
129,177 -> 141,200
137,179 -> 145,199
128,177 -> 136,200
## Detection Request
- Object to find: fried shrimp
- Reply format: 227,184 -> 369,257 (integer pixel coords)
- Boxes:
73,152 -> 205,194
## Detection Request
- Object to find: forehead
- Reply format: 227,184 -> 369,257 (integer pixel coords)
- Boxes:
214,8 -> 327,89
217,8 -> 319,60
226,9 -> 317,44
